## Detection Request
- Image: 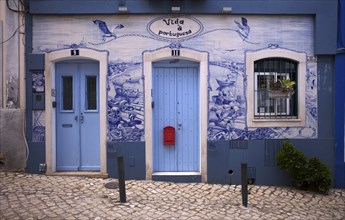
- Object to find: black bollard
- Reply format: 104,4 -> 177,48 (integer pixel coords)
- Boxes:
241,163 -> 248,207
117,155 -> 126,203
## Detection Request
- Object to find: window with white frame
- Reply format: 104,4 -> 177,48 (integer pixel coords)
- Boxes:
246,49 -> 306,128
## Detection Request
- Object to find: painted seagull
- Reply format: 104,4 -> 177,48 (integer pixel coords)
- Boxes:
234,17 -> 250,41
93,20 -> 124,41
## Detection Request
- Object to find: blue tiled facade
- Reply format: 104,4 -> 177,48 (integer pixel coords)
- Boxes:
25,0 -> 343,187
31,15 -> 318,142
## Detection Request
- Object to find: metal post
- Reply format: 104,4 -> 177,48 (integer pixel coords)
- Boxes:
241,163 -> 248,207
117,155 -> 126,203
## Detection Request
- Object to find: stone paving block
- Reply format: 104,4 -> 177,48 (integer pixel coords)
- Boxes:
1,172 -> 345,219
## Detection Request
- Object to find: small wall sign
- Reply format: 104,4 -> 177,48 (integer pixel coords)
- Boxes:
71,49 -> 79,56
148,16 -> 203,41
171,49 -> 180,56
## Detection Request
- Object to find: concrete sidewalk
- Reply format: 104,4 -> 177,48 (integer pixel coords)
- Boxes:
0,172 -> 344,219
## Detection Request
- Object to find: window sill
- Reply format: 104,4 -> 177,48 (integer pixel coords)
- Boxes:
248,118 -> 305,128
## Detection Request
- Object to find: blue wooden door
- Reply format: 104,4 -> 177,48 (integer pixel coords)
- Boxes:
152,60 -> 199,172
56,62 -> 100,171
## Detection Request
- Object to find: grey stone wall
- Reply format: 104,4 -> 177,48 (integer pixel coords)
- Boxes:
0,109 -> 26,171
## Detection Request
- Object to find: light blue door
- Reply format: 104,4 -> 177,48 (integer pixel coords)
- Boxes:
152,60 -> 200,172
56,61 -> 100,171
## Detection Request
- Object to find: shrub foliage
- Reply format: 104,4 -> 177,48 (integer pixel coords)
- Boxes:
276,141 -> 332,193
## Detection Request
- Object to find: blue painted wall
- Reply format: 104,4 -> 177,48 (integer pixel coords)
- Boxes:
25,53 -> 45,172
335,53 -> 345,188
25,142 -> 45,173
208,138 -> 334,185
335,0 -> 345,188
107,142 -> 145,179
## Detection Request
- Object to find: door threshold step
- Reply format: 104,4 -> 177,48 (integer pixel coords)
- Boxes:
152,172 -> 200,176
152,172 -> 201,183
47,172 -> 108,178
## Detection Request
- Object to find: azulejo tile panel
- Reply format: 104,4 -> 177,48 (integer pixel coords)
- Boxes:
32,15 -> 317,141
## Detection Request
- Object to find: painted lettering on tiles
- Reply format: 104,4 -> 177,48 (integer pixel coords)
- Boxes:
148,16 -> 203,40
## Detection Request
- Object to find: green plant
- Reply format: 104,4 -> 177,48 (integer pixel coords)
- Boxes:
276,141 -> 332,193
276,141 -> 307,187
279,79 -> 296,94
306,157 -> 332,192
270,78 -> 296,95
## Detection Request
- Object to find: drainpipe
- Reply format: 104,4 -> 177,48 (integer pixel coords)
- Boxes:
0,2 -> 6,108
19,2 -> 25,109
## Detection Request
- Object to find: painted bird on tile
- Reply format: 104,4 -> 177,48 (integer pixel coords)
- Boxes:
93,20 -> 124,41
234,17 -> 250,41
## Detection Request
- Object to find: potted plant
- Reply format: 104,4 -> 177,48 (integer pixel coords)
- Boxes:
268,78 -> 296,98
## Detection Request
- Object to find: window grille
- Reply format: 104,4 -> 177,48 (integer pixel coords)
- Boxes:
254,58 -> 298,119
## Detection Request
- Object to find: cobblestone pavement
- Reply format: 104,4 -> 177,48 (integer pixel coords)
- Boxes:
0,172 -> 344,220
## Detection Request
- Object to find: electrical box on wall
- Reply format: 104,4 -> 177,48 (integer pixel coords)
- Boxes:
32,93 -> 45,110
29,53 -> 45,111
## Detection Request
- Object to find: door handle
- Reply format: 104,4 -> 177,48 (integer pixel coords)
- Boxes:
80,113 -> 84,124
178,123 -> 182,130
74,116 -> 78,121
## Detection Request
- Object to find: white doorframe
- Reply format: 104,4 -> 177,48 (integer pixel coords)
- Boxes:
44,48 -> 108,175
143,48 -> 208,182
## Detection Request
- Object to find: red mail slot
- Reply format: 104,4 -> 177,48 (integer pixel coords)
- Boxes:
163,126 -> 175,146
